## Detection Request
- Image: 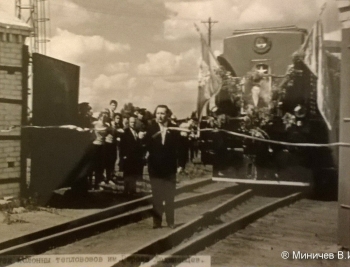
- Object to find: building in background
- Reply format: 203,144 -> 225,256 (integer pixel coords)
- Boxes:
0,10 -> 31,198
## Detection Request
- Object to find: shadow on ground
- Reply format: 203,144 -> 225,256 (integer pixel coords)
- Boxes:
38,161 -> 210,209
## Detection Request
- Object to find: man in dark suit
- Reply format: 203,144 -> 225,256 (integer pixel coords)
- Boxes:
119,116 -> 145,195
145,105 -> 180,229
245,84 -> 268,109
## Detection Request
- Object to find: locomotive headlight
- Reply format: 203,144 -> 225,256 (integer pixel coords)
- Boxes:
253,36 -> 272,54
255,37 -> 267,48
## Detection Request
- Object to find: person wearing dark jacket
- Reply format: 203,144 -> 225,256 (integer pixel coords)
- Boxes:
244,84 -> 268,109
119,116 -> 145,195
145,105 -> 180,229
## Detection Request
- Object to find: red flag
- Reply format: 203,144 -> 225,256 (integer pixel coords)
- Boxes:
195,24 -> 222,120
302,22 -> 318,76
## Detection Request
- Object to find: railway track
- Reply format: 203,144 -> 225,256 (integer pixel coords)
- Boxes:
106,191 -> 303,267
1,179 -> 307,267
37,186 -> 304,267
0,178 -> 241,256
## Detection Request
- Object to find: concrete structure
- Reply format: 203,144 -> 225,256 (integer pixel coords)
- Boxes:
0,10 -> 31,198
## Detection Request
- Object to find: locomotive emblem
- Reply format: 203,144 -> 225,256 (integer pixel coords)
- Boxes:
253,36 -> 272,54
255,63 -> 269,74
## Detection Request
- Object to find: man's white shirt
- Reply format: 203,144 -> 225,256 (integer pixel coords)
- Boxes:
158,122 -> 168,145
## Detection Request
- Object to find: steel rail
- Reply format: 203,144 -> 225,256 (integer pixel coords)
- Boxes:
0,183 -> 241,256
150,192 -> 303,267
0,178 -> 212,252
111,192 -> 303,267
112,189 -> 254,267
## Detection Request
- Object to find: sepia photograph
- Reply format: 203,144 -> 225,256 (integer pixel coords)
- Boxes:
0,0 -> 349,266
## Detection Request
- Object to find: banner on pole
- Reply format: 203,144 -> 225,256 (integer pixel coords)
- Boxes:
195,24 -> 222,120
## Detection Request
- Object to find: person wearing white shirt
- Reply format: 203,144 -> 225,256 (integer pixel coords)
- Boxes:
145,105 -> 180,229
105,100 -> 118,125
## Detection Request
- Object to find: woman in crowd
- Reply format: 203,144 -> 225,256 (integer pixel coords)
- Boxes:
92,111 -> 109,190
104,116 -> 117,186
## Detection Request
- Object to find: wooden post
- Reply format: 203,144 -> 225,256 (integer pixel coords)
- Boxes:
337,1 -> 350,250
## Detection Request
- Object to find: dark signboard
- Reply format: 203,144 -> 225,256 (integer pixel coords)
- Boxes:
31,54 -> 82,203
32,53 -> 80,126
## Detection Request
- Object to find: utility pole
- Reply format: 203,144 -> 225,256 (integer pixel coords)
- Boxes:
201,17 -> 218,47
200,17 -> 218,116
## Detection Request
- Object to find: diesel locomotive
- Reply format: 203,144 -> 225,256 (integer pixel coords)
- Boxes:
200,25 -> 340,197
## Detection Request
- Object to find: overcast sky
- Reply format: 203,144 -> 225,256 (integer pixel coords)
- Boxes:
1,0 -> 341,118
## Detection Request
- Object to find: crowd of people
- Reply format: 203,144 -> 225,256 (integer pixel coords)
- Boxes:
75,100 -> 199,229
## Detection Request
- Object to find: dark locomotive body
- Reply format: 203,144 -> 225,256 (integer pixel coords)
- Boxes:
200,26 -> 340,198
